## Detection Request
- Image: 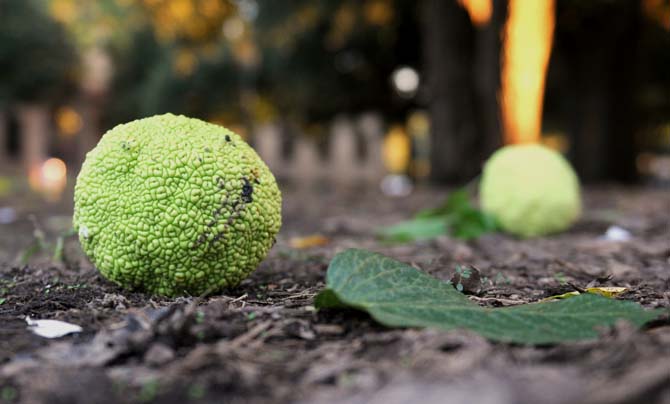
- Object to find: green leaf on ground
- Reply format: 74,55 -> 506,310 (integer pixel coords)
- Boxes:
313,289 -> 348,308
376,217 -> 449,242
415,189 -> 471,218
377,188 -> 498,242
315,249 -> 664,344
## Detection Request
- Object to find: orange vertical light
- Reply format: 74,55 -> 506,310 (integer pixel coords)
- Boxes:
458,0 -> 492,26
501,0 -> 555,144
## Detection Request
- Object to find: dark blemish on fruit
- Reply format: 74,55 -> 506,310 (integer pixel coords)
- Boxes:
193,233 -> 208,248
193,192 -> 231,249
241,178 -> 253,203
208,198 -> 247,248
225,135 -> 231,142
193,176 -> 254,249
210,231 -> 225,245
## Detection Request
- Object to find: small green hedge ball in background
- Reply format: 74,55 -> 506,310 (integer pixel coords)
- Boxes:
479,144 -> 581,238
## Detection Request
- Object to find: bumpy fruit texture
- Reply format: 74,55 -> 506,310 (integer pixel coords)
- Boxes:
479,144 -> 581,238
74,114 -> 282,296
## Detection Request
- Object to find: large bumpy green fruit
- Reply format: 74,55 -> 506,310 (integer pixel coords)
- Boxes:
74,114 -> 282,296
479,144 -> 581,238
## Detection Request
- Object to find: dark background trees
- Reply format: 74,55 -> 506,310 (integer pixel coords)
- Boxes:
422,0 -> 669,184
421,0 -> 507,183
549,1 -> 643,183
0,0 -> 77,168
1,0 -> 670,185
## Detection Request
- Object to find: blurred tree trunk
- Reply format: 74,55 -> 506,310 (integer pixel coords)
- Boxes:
422,0 -> 477,183
422,0 -> 506,183
76,95 -> 102,168
76,47 -> 112,169
565,2 -> 641,183
279,117 -> 296,159
474,0 -> 507,159
0,109 -> 7,163
16,104 -> 50,171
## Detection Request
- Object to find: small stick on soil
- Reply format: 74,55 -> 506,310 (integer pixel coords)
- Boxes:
284,291 -> 318,300
468,296 -> 526,306
229,320 -> 273,349
230,293 -> 248,303
228,293 -> 249,308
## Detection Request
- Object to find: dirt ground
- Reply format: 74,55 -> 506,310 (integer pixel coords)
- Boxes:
0,184 -> 669,404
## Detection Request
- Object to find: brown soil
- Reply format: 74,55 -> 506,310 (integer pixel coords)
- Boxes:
0,185 -> 669,404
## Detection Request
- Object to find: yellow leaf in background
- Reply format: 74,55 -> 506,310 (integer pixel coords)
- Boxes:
289,235 -> 330,249
541,291 -> 580,301
542,287 -> 628,302
0,177 -> 12,197
383,125 -> 411,174
585,287 -> 628,298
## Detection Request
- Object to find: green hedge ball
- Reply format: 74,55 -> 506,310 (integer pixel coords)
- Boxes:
74,114 -> 282,296
479,144 -> 581,238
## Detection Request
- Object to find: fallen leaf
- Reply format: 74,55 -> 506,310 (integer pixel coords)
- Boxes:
376,217 -> 449,242
26,316 -> 83,338
585,286 -> 628,298
315,249 -> 663,344
542,287 -> 629,301
541,291 -> 581,301
289,234 -> 330,249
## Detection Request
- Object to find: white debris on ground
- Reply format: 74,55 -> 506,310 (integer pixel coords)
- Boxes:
0,207 -> 17,224
380,175 -> 413,198
601,226 -> 633,242
26,316 -> 83,338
